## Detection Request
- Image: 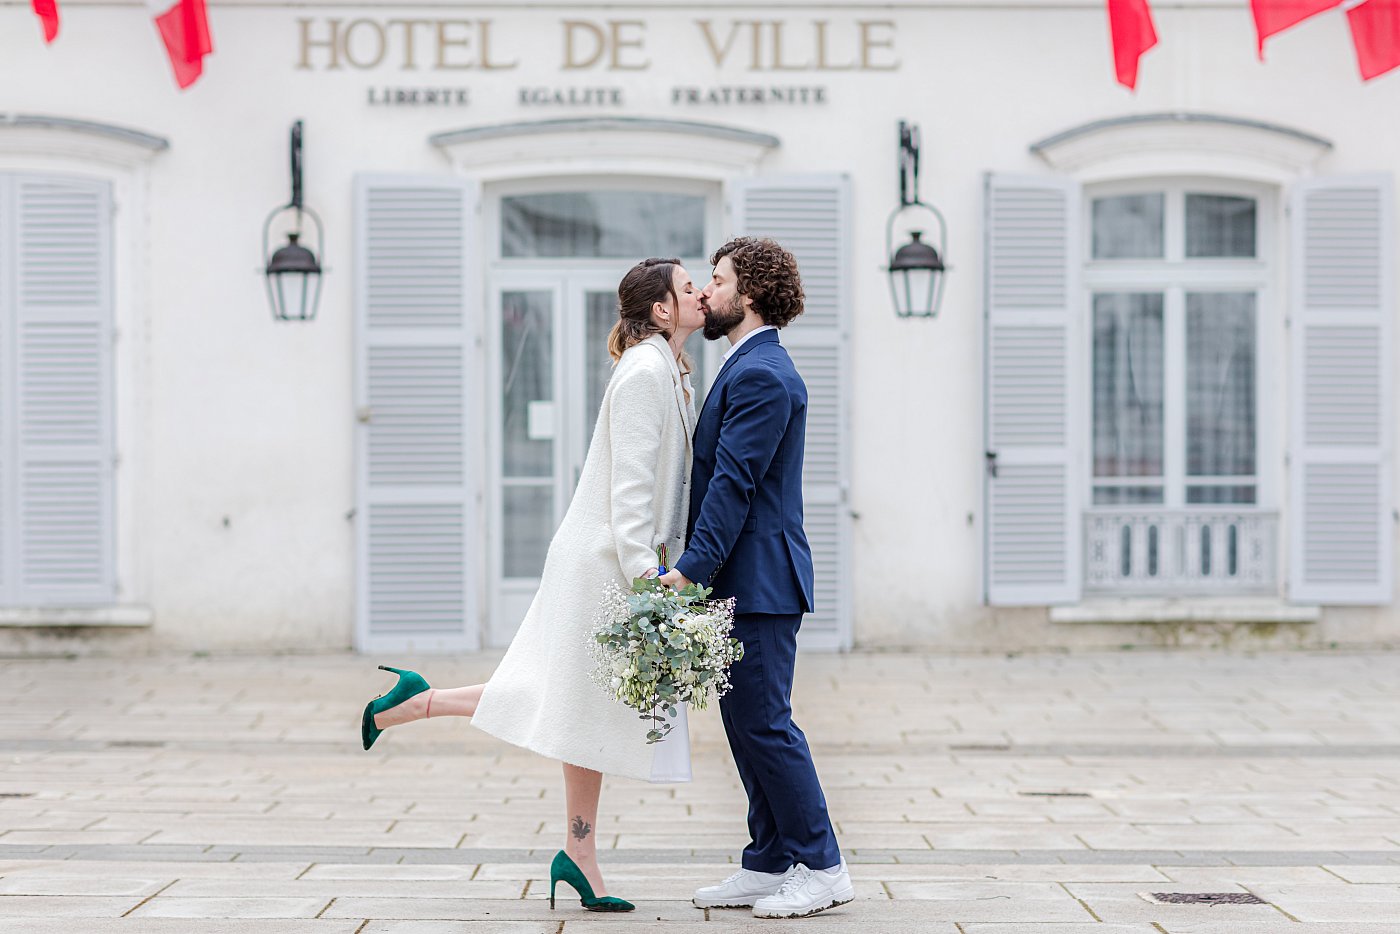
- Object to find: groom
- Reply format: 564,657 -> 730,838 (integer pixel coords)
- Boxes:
659,237 -> 851,919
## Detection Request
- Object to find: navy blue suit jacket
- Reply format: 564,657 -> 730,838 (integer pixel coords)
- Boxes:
674,330 -> 816,616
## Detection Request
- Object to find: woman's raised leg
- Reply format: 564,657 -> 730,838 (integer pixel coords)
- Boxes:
372,683 -> 485,729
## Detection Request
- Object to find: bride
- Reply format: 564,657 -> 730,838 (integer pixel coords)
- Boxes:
359,258 -> 703,913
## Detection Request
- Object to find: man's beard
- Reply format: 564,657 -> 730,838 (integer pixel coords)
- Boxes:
702,295 -> 746,341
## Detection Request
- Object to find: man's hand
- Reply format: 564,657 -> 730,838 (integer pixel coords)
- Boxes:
658,569 -> 693,590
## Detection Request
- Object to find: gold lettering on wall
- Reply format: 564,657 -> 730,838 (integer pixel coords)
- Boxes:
696,20 -> 743,69
562,20 -> 606,69
297,18 -> 341,70
859,21 -> 899,71
296,18 -> 518,71
295,16 -> 896,73
563,20 -> 651,70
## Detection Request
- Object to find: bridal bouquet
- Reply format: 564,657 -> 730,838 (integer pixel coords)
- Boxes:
590,560 -> 743,744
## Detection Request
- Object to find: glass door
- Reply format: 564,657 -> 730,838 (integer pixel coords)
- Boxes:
489,271 -> 712,643
493,280 -> 563,641
486,182 -> 717,645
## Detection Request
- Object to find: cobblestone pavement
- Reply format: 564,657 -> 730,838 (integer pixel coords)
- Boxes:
3,650 -> 1400,932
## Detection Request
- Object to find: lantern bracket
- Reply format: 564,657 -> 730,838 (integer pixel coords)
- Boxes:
885,120 -> 949,319
261,119 -> 325,321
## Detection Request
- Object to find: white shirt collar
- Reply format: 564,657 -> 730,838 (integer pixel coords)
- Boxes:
722,324 -> 777,363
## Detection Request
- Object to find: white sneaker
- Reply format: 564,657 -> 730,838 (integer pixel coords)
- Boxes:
693,867 -> 793,909
752,861 -> 854,919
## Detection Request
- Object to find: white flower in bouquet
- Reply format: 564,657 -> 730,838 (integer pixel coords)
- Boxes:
589,576 -> 743,744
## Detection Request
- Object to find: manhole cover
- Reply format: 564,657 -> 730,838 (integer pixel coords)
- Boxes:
1018,791 -> 1092,798
106,740 -> 166,748
1145,893 -> 1267,906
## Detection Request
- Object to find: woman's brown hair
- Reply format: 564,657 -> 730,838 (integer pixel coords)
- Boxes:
608,258 -> 693,391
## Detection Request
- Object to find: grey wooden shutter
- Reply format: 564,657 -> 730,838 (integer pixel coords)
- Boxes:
354,176 -> 479,652
983,174 -> 1081,605
731,176 -> 852,651
1289,175 -> 1394,604
2,175 -> 116,606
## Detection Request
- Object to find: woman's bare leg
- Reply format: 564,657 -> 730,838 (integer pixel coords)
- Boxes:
372,683 -> 484,729
563,763 -> 609,897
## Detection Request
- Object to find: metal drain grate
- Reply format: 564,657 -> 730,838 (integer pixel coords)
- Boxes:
949,744 -> 1012,752
0,792 -> 34,798
1145,892 -> 1267,906
1018,791 -> 1092,798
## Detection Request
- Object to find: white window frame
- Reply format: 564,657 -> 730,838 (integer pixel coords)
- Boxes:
1081,178 -> 1280,518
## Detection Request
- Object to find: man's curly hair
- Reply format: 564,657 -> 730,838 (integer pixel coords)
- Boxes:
710,237 -> 805,328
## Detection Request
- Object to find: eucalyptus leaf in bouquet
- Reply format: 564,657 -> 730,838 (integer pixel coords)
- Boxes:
590,577 -> 743,744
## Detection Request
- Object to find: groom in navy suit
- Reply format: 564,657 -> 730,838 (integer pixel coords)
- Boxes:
660,238 -> 851,919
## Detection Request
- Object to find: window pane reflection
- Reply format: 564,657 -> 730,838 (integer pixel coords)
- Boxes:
1186,194 -> 1256,258
1186,292 -> 1256,480
1093,292 -> 1165,480
502,192 -> 706,258
1093,485 -> 1165,505
503,485 -> 553,578
1187,485 -> 1257,505
1092,193 -> 1164,259
585,291 -> 615,450
501,290 -> 553,478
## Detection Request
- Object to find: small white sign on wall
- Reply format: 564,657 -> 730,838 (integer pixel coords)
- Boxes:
527,400 -> 556,440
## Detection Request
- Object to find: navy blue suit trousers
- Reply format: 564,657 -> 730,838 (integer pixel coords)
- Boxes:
676,330 -> 840,872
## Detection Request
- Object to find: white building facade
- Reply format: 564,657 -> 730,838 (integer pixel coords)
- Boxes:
1,0 -> 1397,654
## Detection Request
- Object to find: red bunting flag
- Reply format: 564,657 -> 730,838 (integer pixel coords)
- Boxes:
1107,0 -> 1159,89
1251,0 -> 1344,55
146,0 -> 213,89
30,0 -> 59,42
1347,0 -> 1400,79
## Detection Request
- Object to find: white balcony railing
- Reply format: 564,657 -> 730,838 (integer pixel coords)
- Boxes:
1084,509 -> 1278,595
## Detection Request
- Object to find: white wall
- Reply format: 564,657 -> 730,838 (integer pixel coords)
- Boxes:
1,1 -> 1398,650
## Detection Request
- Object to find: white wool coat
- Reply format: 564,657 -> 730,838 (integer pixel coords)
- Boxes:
471,334 -> 696,782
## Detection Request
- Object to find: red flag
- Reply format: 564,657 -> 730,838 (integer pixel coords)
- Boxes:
1251,0 -> 1344,56
1348,0 -> 1400,79
1107,0 -> 1159,89
31,0 -> 59,42
146,0 -> 213,89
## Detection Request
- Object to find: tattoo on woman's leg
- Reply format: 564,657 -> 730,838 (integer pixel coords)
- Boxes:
570,815 -> 592,841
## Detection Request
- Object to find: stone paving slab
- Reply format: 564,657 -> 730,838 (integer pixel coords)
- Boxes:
0,924 -> 369,934
4,650 -> 1400,930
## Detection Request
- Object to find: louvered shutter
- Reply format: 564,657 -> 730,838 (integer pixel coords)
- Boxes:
984,174 -> 1081,605
731,176 -> 852,651
1289,176 -> 1394,604
3,175 -> 116,606
354,176 -> 479,652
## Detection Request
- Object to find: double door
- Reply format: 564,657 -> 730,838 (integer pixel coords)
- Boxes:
488,268 -> 708,643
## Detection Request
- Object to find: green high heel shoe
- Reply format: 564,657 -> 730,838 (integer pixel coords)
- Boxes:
549,850 -> 634,912
361,665 -> 432,751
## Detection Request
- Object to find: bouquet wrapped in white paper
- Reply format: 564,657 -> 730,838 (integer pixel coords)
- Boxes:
590,574 -> 743,744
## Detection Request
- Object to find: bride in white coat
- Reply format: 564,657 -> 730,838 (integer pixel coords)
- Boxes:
359,258 -> 704,912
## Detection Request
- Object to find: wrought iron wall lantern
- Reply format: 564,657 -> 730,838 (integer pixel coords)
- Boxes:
886,120 -> 948,319
262,120 -> 324,321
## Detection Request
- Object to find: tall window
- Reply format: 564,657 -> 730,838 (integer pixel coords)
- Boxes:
1088,184 -> 1265,510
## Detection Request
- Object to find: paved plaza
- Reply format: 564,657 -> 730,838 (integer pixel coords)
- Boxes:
2,649 -> 1400,932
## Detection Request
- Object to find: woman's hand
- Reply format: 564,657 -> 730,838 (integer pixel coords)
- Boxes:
640,567 -> 660,580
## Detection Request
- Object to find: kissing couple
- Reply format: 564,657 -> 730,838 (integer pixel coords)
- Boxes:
361,237 -> 852,920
